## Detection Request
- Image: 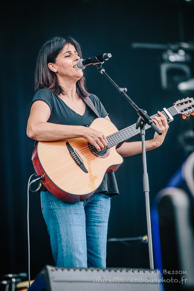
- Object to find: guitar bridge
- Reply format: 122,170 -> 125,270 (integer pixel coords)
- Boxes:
66,142 -> 88,173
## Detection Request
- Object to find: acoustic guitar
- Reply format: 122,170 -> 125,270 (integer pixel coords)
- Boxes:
32,98 -> 194,202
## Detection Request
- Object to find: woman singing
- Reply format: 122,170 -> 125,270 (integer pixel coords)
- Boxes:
27,36 -> 169,268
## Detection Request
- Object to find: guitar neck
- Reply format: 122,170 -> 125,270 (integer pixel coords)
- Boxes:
107,105 -> 178,148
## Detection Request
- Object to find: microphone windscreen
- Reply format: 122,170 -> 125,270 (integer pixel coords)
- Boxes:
77,59 -> 85,69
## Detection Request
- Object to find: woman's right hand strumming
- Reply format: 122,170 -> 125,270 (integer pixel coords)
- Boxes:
81,127 -> 108,151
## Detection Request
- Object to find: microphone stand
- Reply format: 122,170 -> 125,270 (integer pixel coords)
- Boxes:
96,64 -> 162,270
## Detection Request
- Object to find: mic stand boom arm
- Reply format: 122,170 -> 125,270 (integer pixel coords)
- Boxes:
96,64 -> 161,270
96,64 -> 162,135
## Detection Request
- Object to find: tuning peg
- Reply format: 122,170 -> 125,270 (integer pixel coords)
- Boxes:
187,114 -> 190,117
182,115 -> 187,119
191,112 -> 194,116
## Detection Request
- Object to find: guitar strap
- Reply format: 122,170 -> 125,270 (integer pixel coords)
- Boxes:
82,94 -> 121,149
82,94 -> 100,118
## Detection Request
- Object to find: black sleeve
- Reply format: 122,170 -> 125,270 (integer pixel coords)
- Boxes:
31,89 -> 54,112
89,94 -> 108,118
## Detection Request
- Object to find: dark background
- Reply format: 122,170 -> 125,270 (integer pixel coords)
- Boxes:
0,0 -> 194,279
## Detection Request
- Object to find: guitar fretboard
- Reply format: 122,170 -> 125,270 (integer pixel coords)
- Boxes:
107,106 -> 178,148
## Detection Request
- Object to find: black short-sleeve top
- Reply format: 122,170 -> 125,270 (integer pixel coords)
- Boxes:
32,88 -> 119,196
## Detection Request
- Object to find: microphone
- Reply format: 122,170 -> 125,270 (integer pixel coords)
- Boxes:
77,53 -> 112,69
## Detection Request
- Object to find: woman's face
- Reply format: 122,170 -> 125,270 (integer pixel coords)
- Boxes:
49,43 -> 83,81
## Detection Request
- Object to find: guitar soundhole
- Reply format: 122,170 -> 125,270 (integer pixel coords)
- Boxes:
88,144 -> 108,157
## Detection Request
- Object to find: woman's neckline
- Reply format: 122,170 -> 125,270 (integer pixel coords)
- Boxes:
55,93 -> 87,117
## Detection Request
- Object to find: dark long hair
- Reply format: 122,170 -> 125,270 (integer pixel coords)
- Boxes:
34,36 -> 89,97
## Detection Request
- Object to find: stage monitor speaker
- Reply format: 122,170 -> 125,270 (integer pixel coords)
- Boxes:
41,265 -> 163,291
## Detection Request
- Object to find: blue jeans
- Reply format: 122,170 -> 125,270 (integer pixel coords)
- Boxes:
40,191 -> 111,268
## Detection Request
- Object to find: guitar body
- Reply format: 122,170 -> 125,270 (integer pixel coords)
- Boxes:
32,118 -> 123,202
31,97 -> 194,202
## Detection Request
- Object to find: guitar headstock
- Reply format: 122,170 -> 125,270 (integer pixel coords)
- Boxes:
173,97 -> 194,119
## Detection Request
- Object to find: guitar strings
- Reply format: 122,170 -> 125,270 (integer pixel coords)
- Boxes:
51,124 -> 142,166
77,117 -> 149,155
69,124 -> 139,157
74,120 -> 149,156
58,108 -> 177,161
44,108 -> 176,164
44,108 -> 180,173
75,107 -> 176,155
